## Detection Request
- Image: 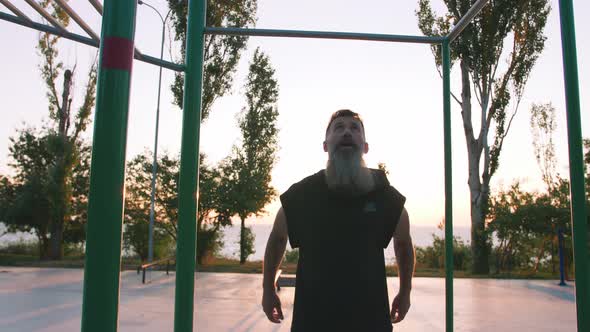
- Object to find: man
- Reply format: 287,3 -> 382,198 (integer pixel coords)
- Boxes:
262,109 -> 414,331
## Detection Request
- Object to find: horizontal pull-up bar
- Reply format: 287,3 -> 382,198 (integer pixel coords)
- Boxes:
0,11 -> 184,72
205,27 -> 446,44
0,0 -> 31,21
54,0 -> 100,41
23,0 -> 66,32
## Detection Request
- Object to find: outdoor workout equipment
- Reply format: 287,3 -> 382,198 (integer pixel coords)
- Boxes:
0,1 -> 587,331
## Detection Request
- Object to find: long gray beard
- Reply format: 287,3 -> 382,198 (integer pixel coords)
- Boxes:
326,146 -> 366,194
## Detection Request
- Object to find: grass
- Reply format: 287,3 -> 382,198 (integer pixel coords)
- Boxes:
0,253 -> 141,270
0,253 -> 567,280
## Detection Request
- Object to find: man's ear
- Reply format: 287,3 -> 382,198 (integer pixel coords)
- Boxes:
323,141 -> 328,152
364,142 -> 369,154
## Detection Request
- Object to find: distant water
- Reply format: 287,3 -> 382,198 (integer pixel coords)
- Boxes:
219,223 -> 471,264
0,224 -> 36,244
0,223 -> 471,264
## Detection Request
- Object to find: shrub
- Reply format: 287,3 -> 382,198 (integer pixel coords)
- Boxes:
415,233 -> 471,271
284,248 -> 299,264
239,226 -> 256,263
0,239 -> 39,256
197,226 -> 223,264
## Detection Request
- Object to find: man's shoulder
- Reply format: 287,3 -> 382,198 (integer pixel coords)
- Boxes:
288,170 -> 325,191
369,168 -> 405,202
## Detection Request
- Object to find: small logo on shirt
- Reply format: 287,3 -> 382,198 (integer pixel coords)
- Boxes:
363,201 -> 377,213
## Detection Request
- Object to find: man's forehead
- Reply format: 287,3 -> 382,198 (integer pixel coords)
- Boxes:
331,116 -> 362,127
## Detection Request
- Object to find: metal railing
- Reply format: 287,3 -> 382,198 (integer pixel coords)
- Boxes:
137,257 -> 175,284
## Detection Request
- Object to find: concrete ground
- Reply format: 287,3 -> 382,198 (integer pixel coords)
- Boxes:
0,267 -> 577,331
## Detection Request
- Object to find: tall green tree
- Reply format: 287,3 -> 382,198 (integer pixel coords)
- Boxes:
417,0 -> 551,273
16,1 -> 98,259
487,134 -> 590,274
529,102 -> 560,271
530,102 -> 558,189
221,48 -> 279,264
123,151 -> 231,263
167,0 -> 257,120
1,129 -> 91,258
487,180 -> 572,274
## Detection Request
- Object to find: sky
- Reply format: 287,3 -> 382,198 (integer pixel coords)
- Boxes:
0,0 -> 588,230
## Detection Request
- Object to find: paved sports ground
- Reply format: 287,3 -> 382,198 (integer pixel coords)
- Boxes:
0,267 -> 576,331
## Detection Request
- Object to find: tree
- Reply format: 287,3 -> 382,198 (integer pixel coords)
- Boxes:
530,102 -> 558,189
123,151 -> 231,263
417,0 -> 551,273
487,136 -> 590,275
167,0 -> 257,120
196,155 -> 233,264
415,220 -> 472,271
487,183 -> 536,273
12,1 -> 98,260
1,128 -> 91,258
65,144 -> 92,245
221,48 -> 279,264
529,102 -> 560,271
3,129 -> 53,257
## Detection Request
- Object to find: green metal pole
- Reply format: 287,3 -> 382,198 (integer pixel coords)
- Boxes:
442,38 -> 454,332
557,1 -> 590,331
174,0 -> 206,330
81,1 -> 137,331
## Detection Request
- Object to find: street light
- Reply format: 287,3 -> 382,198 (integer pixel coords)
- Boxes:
138,0 -> 174,265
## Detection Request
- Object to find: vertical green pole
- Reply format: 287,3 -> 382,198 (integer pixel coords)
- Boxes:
442,38 -> 454,332
557,1 -> 590,331
81,1 -> 137,331
174,0 -> 206,331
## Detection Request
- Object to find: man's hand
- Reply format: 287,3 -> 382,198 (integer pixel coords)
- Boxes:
262,289 -> 284,323
391,292 -> 411,324
262,208 -> 288,323
392,208 -> 414,324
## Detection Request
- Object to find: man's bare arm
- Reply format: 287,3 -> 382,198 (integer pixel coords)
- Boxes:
391,208 -> 414,323
261,207 -> 288,323
394,208 -> 414,294
263,207 -> 288,290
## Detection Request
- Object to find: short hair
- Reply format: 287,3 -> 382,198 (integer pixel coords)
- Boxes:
325,109 -> 365,136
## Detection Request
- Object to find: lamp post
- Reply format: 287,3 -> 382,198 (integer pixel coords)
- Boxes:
138,0 -> 174,265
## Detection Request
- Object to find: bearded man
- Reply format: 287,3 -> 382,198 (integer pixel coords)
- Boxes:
262,109 -> 414,332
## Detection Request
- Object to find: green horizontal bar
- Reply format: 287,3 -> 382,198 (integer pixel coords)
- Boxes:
0,11 -> 185,72
141,54 -> 184,72
205,27 -> 445,44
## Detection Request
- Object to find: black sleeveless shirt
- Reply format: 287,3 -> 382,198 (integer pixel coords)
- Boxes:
280,169 -> 406,332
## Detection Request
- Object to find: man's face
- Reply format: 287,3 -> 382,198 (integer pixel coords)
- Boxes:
323,116 -> 369,156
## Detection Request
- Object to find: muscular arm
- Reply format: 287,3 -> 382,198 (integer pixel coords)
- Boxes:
391,208 -> 414,323
261,207 -> 288,323
393,208 -> 414,294
263,207 -> 288,290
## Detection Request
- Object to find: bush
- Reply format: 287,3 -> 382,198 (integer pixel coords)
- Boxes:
284,248 -> 299,264
0,239 -> 39,256
197,226 -> 223,264
415,233 -> 471,271
63,242 -> 85,258
452,236 -> 472,271
239,226 -> 256,263
123,220 -> 174,262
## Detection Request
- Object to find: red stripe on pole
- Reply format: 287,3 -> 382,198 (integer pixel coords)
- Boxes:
101,36 -> 134,71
